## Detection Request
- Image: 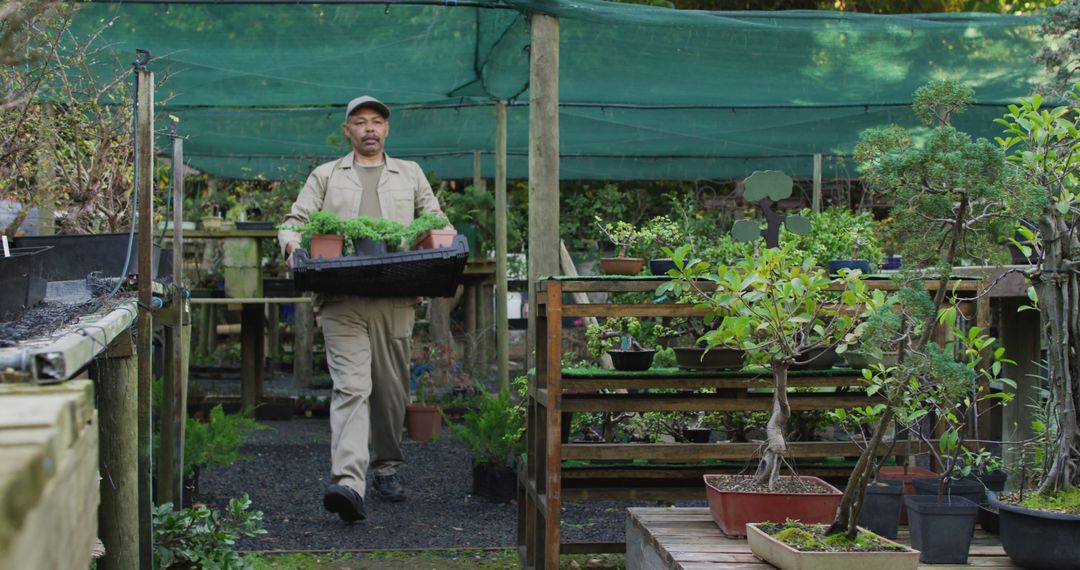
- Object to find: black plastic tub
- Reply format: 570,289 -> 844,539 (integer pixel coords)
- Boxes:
912,476 -> 986,506
990,491 -> 1080,570
607,349 -> 656,371
856,479 -> 903,538
13,233 -> 161,280
648,258 -> 676,275
0,246 -> 51,321
293,235 -> 468,298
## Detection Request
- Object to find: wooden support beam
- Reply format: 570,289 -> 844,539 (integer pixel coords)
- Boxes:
292,295 -> 314,389
134,63 -> 154,570
495,100 -> 509,393
240,303 -> 266,412
473,149 -> 486,190
1001,298 -> 1040,488
92,352 -> 138,570
812,153 -> 822,213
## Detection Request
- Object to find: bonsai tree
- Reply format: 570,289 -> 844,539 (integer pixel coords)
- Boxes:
825,79 -> 1014,540
666,243 -> 877,489
997,86 -> 1080,496
585,316 -> 672,358
635,215 -> 683,259
781,207 -> 885,268
595,217 -> 640,259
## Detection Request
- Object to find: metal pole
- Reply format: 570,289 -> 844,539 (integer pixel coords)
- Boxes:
133,50 -> 155,570
495,100 -> 509,393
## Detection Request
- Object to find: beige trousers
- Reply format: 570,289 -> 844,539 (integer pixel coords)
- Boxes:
319,296 -> 414,495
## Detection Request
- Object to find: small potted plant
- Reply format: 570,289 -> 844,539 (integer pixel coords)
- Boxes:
448,379 -> 525,502
595,216 -> 643,275
409,212 -> 456,250
278,210 -> 347,259
585,316 -> 671,371
782,207 -> 884,276
342,215 -> 406,256
636,215 -> 683,275
406,343 -> 444,442
199,192 -> 234,231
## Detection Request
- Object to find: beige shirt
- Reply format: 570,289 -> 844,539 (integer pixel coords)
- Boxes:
278,153 -> 445,256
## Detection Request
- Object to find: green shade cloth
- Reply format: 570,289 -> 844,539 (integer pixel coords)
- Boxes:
68,1 -> 1046,180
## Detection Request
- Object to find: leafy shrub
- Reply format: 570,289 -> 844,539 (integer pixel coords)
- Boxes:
448,387 -> 524,467
183,405 -> 269,478
153,494 -> 266,570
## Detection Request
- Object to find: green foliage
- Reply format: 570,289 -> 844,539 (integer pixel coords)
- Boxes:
780,208 -> 885,266
1036,0 -> 1080,98
183,405 -> 270,478
1019,486 -> 1080,514
762,520 -> 905,553
153,494 -> 267,570
698,233 -> 754,265
560,183 -> 637,253
913,80 -> 974,128
448,387 -> 525,467
283,210 -> 450,251
633,215 -> 683,258
595,217 -> 641,258
437,184 -> 525,254
856,80 -> 1013,269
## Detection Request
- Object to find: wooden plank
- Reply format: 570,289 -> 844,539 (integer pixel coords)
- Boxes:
562,440 -> 928,461
560,392 -> 877,413
563,375 -> 865,391
564,304 -> 708,318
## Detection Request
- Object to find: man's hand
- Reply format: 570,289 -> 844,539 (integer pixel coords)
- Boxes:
286,242 -> 305,268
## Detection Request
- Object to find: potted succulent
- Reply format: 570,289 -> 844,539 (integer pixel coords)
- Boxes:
448,380 -> 525,502
595,216 -> 643,275
988,86 -> 1080,570
585,316 -> 672,371
665,243 -> 877,537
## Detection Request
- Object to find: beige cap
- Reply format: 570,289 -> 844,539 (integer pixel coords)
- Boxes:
345,95 -> 390,119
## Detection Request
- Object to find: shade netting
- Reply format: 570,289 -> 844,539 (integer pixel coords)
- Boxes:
67,0 -> 1046,181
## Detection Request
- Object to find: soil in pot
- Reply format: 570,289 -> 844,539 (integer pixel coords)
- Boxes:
790,346 -> 838,371
990,490 -> 1080,570
471,461 -> 517,503
673,347 -> 743,371
704,474 -> 842,538
905,495 -> 978,564
747,522 -> 919,570
405,403 -> 441,442
599,257 -> 644,275
607,349 -> 655,371
856,479 -> 903,539
878,466 -> 935,525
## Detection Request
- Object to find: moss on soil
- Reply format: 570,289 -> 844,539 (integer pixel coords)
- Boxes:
1015,487 -> 1080,515
760,521 -> 906,553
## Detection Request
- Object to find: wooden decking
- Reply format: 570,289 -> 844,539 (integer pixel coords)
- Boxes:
626,507 -> 1017,570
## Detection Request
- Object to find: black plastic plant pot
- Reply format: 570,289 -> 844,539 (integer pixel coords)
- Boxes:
353,238 -> 388,257
790,346 -> 837,371
681,428 -> 712,443
607,349 -> 656,371
648,258 -> 676,275
974,469 -> 1007,495
12,233 -> 161,280
471,461 -> 517,503
905,495 -> 978,564
0,246 -> 51,321
912,476 -> 985,506
827,259 -> 872,276
978,504 -> 999,534
856,479 -> 903,538
989,491 -> 1080,570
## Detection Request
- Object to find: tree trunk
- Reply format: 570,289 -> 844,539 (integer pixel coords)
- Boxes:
1037,213 -> 1080,493
829,405 -> 896,539
755,363 -> 791,490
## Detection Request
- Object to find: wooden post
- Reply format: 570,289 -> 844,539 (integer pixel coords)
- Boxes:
478,282 -> 494,383
93,337 -> 138,570
473,150 -> 487,190
241,303 -> 266,412
465,283 -> 477,379
495,100 -> 509,393
267,305 -> 280,360
527,14 -> 560,377
293,295 -> 313,389
812,153 -> 822,213
133,60 -> 154,570
1001,298 -> 1040,487
429,297 -> 453,386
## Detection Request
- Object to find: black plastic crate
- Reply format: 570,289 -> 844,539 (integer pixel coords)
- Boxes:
293,235 -> 468,298
0,246 -> 51,321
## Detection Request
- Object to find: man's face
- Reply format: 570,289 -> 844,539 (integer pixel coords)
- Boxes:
343,107 -> 390,158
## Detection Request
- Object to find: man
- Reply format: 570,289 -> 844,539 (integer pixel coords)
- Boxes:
278,95 -> 446,522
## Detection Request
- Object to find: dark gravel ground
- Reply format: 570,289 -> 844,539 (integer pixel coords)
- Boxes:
197,417 -> 705,551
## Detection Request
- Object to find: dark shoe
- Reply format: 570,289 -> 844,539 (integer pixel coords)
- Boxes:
373,473 -> 406,502
323,484 -> 366,522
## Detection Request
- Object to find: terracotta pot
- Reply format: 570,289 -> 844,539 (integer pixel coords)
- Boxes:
878,466 -> 936,525
412,229 -> 457,250
599,257 -> 645,275
746,523 -> 919,570
406,403 -> 441,442
704,474 -> 842,538
674,347 -> 743,370
309,234 -> 344,259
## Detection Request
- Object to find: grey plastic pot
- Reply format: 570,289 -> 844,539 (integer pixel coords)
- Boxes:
905,495 -> 978,564
989,491 -> 1080,570
856,479 -> 903,539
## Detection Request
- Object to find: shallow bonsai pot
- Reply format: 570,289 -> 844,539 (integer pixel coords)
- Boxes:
878,466 -> 935,525
405,403 -> 441,442
647,258 -> 677,275
746,523 -> 919,570
911,476 -> 985,506
599,257 -> 645,275
905,495 -> 978,564
827,259 -> 872,276
673,347 -> 743,370
309,234 -> 344,259
412,229 -> 457,250
989,491 -> 1080,570
704,474 -> 842,538
856,479 -> 903,539
607,349 -> 655,371
790,346 -> 838,371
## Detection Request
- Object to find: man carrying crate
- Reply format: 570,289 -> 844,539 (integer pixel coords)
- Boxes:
278,95 -> 449,522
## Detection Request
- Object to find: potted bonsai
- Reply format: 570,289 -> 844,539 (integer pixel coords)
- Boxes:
595,216 -> 644,275
585,316 -> 672,371
782,207 -> 885,277
988,85 -> 1080,569
636,215 -> 683,275
448,381 -> 525,502
665,242 -> 877,537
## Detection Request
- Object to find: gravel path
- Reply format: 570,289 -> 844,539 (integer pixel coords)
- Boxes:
197,417 -> 705,551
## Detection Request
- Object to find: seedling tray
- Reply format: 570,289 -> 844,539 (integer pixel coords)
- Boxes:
294,235 -> 468,297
